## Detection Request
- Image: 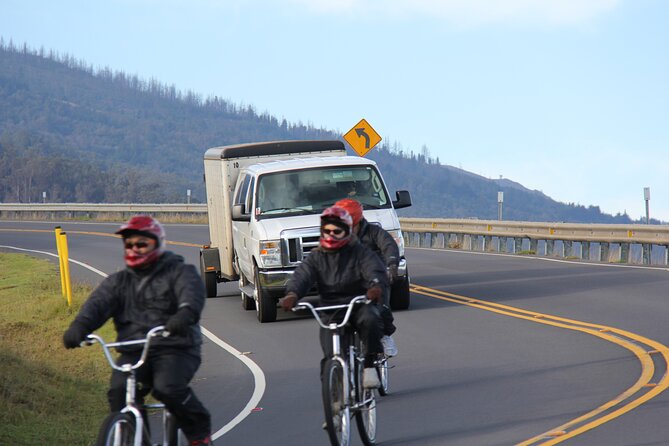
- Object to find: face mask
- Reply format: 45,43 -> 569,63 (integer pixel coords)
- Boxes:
124,246 -> 162,268
320,234 -> 351,250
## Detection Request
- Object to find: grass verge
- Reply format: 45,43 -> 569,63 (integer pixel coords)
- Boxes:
0,253 -> 115,445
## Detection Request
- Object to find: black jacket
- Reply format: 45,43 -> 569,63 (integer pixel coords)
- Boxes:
357,219 -> 399,268
73,251 -> 205,350
286,237 -> 388,305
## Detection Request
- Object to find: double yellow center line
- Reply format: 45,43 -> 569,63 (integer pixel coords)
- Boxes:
410,284 -> 669,445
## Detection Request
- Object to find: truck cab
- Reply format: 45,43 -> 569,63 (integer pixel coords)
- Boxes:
200,140 -> 411,322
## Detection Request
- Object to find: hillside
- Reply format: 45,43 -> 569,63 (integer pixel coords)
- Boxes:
0,41 -> 637,223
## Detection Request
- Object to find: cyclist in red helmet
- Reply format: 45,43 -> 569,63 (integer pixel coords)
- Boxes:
63,215 -> 214,446
280,206 -> 387,388
335,198 -> 399,357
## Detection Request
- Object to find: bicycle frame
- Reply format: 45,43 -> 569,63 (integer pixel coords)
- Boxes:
85,325 -> 167,446
294,295 -> 376,445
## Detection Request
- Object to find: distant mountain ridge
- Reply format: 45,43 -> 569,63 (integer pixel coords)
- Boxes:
0,41 -> 639,223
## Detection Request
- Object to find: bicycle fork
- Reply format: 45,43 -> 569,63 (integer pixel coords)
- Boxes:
119,367 -> 146,446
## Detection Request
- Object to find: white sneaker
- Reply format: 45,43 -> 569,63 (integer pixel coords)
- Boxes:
381,335 -> 398,357
363,368 -> 381,389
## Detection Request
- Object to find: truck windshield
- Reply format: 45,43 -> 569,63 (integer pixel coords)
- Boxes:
256,166 -> 391,218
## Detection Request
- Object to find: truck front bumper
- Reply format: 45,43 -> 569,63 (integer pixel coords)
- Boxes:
258,258 -> 408,293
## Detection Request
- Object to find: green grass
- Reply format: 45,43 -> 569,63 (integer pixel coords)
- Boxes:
0,253 -> 115,445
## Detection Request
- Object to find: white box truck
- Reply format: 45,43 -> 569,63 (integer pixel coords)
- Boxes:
200,140 -> 412,322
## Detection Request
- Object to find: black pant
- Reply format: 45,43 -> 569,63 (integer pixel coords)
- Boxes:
108,347 -> 211,441
319,303 -> 384,366
380,287 -> 396,336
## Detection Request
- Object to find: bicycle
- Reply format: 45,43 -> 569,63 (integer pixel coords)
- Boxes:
293,295 -> 379,446
84,325 -> 188,446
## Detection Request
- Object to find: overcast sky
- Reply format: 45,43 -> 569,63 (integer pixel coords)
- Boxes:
2,0 -> 668,221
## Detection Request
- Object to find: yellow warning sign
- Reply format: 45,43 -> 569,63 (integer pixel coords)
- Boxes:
343,119 -> 382,157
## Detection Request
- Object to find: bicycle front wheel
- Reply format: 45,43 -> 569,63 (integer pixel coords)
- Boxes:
97,412 -> 150,446
322,358 -> 351,446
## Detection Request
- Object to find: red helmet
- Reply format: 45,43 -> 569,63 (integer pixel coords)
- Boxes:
116,215 -> 166,269
320,206 -> 352,250
334,198 -> 363,227
116,215 -> 166,247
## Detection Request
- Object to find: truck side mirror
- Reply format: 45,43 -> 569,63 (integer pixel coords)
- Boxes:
232,204 -> 251,222
392,190 -> 412,209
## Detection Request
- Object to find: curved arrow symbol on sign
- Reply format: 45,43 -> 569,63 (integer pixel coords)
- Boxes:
355,128 -> 370,149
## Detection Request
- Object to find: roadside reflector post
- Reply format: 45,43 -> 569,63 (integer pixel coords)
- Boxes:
60,232 -> 73,306
54,226 -> 66,298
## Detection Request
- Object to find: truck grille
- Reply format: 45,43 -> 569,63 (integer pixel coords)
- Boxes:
282,228 -> 320,266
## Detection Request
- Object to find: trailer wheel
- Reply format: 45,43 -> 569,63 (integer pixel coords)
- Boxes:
254,267 -> 277,323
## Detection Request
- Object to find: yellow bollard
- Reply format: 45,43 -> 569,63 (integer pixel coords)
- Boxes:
60,232 -> 73,307
54,226 -> 67,298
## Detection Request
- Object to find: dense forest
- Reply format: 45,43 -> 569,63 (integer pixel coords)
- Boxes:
0,40 -> 642,223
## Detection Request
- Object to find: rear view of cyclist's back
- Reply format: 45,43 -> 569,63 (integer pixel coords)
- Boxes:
62,215 -> 214,446
280,206 -> 388,388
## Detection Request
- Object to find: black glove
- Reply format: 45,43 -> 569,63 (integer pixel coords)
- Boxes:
166,307 -> 196,336
387,264 -> 399,285
366,286 -> 383,303
63,321 -> 89,349
280,292 -> 298,312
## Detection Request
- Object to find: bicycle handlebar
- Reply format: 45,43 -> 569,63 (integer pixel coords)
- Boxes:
292,295 -> 369,330
83,325 -> 168,372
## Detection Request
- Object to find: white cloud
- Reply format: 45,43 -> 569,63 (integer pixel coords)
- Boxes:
285,0 -> 621,26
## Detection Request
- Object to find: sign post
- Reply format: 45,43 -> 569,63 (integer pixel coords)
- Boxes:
644,187 -> 650,224
344,118 -> 382,157
498,191 -> 504,221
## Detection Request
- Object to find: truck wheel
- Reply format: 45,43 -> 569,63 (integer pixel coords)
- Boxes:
254,268 -> 277,323
239,272 -> 255,311
200,255 -> 217,298
390,273 -> 410,311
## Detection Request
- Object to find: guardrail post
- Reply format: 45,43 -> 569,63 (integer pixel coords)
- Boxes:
514,237 -> 522,253
620,243 -> 630,263
431,233 -> 442,249
564,240 -> 573,258
499,237 -> 507,253
581,242 -> 590,261
600,243 -> 610,262
529,239 -> 538,255
463,234 -> 472,250
664,245 -> 669,265
642,243 -> 651,265
484,235 -> 492,252
547,240 -> 555,256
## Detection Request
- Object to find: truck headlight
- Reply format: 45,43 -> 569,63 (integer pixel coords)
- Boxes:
259,240 -> 282,268
387,229 -> 405,256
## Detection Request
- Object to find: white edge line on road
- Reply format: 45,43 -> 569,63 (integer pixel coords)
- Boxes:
0,245 -> 264,440
200,326 -> 267,438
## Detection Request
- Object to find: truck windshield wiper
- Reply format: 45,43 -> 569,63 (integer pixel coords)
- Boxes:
261,207 -> 315,215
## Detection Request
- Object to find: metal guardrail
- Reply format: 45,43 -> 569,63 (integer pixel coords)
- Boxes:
1,204 -> 667,265
400,218 -> 669,266
0,203 -> 208,213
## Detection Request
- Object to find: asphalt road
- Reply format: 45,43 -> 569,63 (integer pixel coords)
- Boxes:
2,220 -> 669,446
